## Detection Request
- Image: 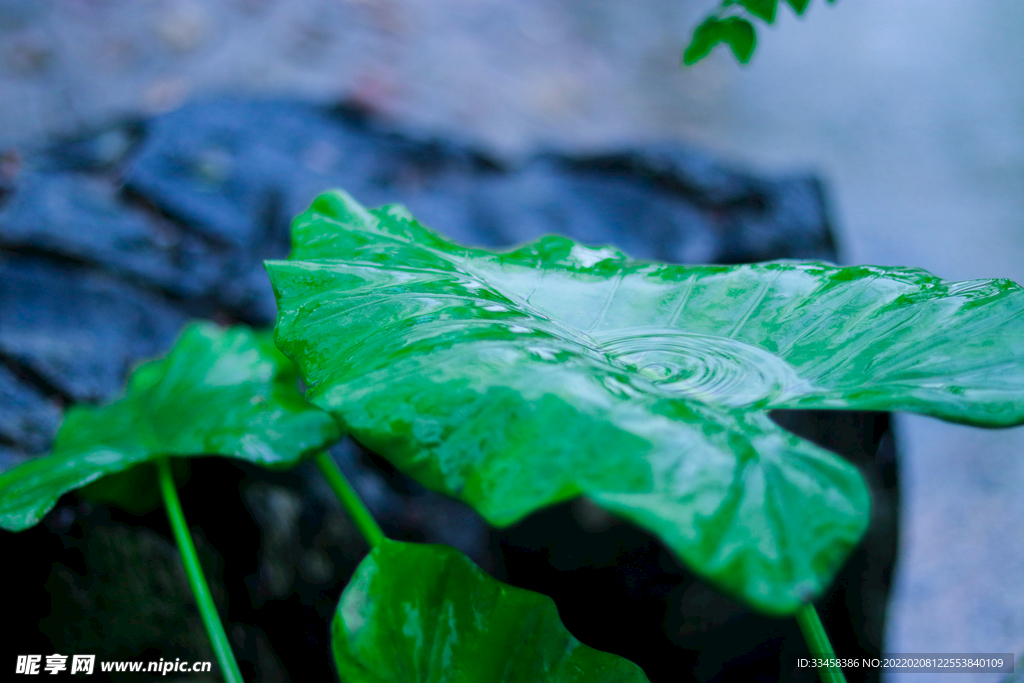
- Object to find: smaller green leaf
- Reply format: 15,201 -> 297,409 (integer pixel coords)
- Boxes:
785,0 -> 811,15
333,540 -> 651,682
684,17 -> 722,66
683,16 -> 757,65
740,0 -> 778,23
0,322 -> 341,531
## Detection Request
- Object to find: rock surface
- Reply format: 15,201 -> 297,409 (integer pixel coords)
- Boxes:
1,99 -> 892,683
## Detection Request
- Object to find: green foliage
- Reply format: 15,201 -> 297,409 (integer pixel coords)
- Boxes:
684,0 -> 837,65
268,191 -> 1024,613
0,322 -> 341,531
683,16 -> 756,65
332,539 -> 651,682
12,179 -> 1021,677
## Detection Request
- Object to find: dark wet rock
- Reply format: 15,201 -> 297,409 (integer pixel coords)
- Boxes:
210,234 -> 291,325
0,255 -> 187,402
110,97 -> 845,326
124,100 -> 342,250
0,362 -> 61,452
561,148 -> 836,262
124,99 -> 836,267
0,171 -> 224,299
576,146 -> 762,206
2,97 -> 895,683
714,174 -> 836,264
115,98 -> 841,324
0,443 -> 31,472
33,124 -> 144,173
461,160 -> 724,262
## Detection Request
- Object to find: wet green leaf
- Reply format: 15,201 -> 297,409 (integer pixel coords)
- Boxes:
268,191 -> 1024,613
683,16 -> 756,65
0,322 -> 341,531
332,540 -> 650,682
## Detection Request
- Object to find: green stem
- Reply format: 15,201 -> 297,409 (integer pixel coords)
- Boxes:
795,603 -> 847,683
157,458 -> 244,683
314,451 -> 386,548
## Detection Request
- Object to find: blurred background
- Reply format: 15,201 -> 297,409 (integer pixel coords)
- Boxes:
0,0 -> 1021,681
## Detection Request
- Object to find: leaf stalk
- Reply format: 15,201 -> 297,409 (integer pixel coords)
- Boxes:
156,457 -> 244,683
314,451 -> 386,548
795,603 -> 847,683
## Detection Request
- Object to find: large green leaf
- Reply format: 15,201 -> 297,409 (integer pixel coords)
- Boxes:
0,322 -> 341,531
333,540 -> 650,682
267,191 -> 1023,613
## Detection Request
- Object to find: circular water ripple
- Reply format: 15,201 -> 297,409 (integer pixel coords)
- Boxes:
597,329 -> 811,408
